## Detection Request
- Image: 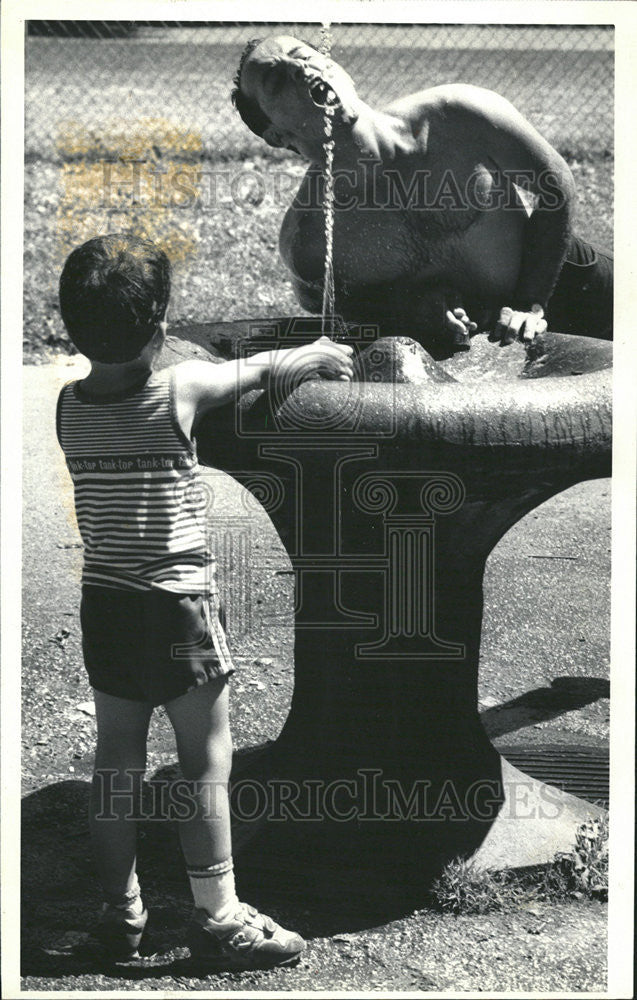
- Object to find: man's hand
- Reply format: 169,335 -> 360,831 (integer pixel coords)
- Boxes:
269,336 -> 354,388
489,304 -> 548,346
445,307 -> 477,348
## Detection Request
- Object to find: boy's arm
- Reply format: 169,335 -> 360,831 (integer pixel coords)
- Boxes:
175,339 -> 354,439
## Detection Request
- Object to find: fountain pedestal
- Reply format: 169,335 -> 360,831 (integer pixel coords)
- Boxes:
162,325 -> 611,902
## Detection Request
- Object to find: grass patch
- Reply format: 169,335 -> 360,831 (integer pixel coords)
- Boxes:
55,119 -> 204,164
431,815 -> 609,914
431,860 -> 530,915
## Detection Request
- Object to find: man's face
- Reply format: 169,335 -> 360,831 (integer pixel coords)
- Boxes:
240,35 -> 358,151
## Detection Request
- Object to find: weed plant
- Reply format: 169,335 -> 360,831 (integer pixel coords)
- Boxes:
431,815 -> 609,914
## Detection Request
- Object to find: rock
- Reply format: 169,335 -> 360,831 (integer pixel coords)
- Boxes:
353,336 -> 457,384
49,627 -> 71,647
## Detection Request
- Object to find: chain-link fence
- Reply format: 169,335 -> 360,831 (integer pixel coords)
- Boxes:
24,21 -> 614,355
26,21 -> 613,161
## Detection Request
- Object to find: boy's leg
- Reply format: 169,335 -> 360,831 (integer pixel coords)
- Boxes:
164,677 -> 235,911
91,690 -> 153,900
165,678 -> 305,968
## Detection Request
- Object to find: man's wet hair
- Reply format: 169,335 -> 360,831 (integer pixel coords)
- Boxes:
231,36 -> 321,141
59,234 -> 171,364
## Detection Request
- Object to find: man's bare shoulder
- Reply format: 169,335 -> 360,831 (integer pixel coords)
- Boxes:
385,83 -> 519,125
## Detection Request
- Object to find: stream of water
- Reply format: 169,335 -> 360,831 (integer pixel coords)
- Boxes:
319,22 -> 336,338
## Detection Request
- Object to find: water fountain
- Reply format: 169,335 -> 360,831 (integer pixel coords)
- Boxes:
168,323 -> 609,901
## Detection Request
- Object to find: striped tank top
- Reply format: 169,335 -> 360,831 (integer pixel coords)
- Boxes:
56,367 -> 214,595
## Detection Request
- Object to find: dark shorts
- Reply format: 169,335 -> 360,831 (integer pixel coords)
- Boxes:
546,235 -> 613,340
80,585 -> 234,706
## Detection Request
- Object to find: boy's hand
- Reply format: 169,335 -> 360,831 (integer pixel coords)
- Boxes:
269,336 -> 354,389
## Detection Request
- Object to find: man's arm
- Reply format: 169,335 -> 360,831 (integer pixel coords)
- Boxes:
441,85 -> 575,303
494,123 -> 574,315
440,85 -> 576,340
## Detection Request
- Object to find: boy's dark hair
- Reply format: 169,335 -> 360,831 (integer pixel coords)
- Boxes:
59,234 -> 171,363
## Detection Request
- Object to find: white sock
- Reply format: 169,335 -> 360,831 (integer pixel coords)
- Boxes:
187,858 -> 239,922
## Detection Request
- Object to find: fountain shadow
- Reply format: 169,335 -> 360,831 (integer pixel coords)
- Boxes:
20,773 -> 437,979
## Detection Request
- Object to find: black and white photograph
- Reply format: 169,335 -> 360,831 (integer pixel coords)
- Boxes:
2,1 -> 635,995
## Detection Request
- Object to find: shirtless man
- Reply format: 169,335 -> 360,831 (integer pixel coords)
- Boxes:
232,35 -> 613,356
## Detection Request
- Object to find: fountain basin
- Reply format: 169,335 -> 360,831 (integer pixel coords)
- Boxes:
160,323 -> 611,901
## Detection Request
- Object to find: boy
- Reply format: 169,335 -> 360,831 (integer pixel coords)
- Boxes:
56,233 -> 353,968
